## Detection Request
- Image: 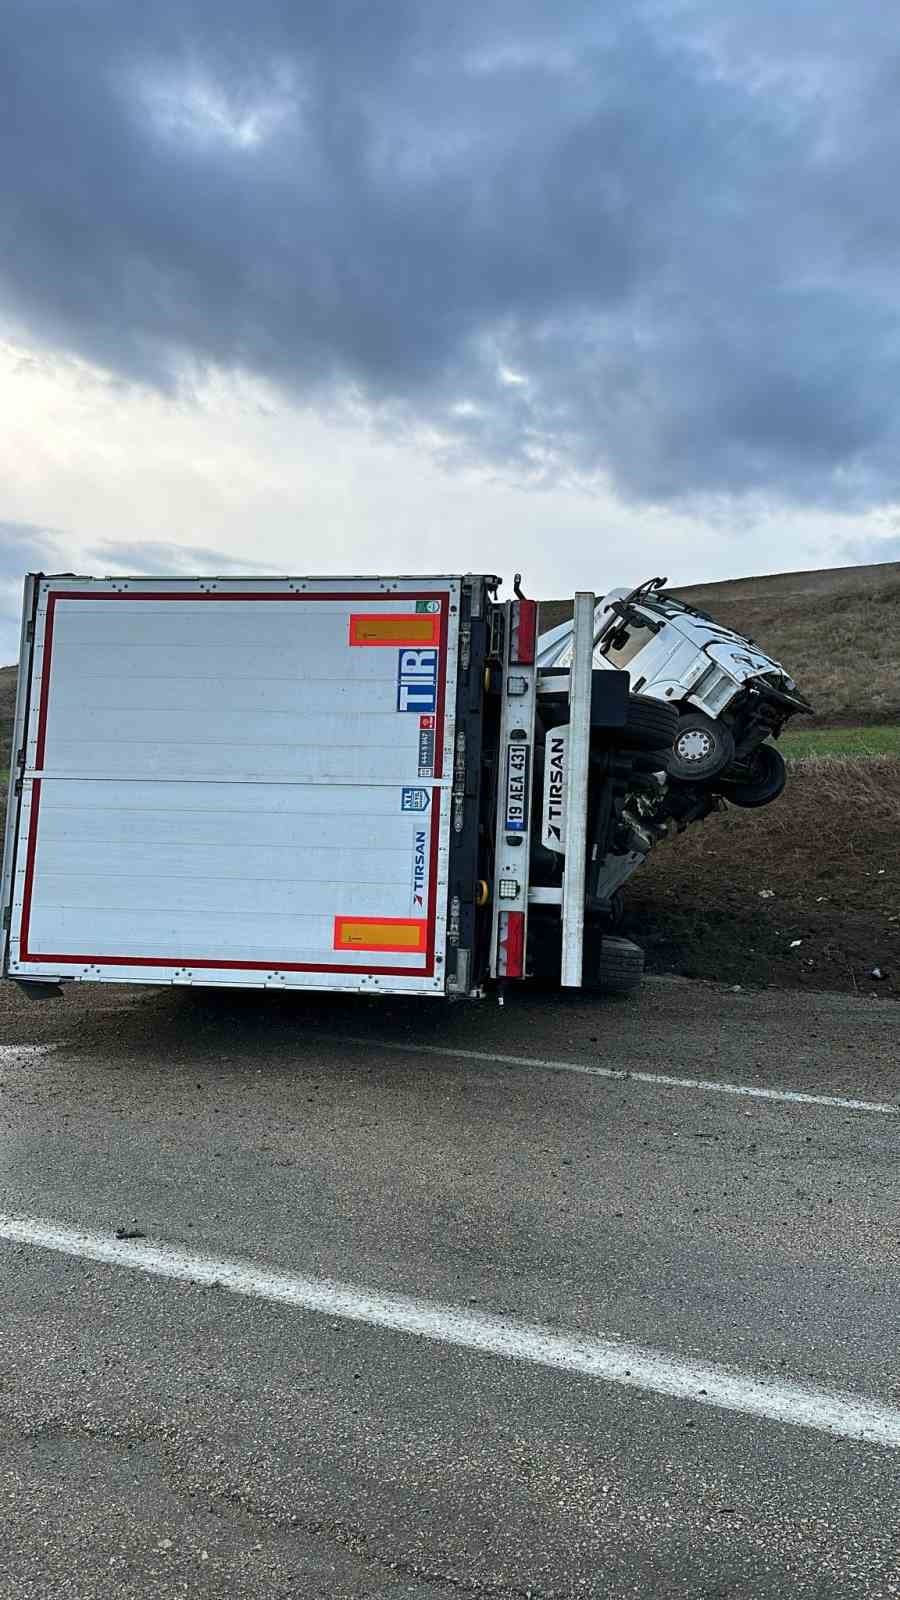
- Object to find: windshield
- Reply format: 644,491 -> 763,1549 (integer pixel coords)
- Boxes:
598,616 -> 659,669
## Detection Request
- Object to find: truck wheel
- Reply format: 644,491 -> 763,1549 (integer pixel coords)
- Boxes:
668,711 -> 735,781
720,744 -> 787,808
616,694 -> 679,754
588,935 -> 644,995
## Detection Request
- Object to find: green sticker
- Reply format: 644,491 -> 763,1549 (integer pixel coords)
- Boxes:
415,599 -> 441,613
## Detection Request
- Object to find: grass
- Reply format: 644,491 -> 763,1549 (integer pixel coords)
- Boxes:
779,724 -> 900,759
688,582 -> 900,728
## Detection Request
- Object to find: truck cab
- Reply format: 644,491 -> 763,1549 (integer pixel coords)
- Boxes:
538,576 -> 811,803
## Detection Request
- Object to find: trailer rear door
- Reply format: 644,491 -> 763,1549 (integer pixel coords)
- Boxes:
3,576 -> 460,994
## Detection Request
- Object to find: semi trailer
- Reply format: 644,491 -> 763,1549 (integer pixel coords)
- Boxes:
2,572 -> 677,1001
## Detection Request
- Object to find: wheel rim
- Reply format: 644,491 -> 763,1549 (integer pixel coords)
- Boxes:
675,728 -> 714,763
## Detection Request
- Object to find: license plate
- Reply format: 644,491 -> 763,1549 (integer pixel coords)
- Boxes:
505,742 -> 530,832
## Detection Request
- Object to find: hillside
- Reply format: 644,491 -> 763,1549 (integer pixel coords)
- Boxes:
0,664 -> 16,771
540,559 -> 900,727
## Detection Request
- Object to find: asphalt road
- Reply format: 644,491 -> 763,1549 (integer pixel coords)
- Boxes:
1,976 -> 899,1598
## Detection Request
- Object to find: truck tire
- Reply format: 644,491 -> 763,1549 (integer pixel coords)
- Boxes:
668,710 -> 735,781
615,694 -> 679,754
587,935 -> 645,995
720,743 -> 787,808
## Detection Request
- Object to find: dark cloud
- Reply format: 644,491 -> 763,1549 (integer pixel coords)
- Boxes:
0,522 -> 68,662
0,526 -> 266,660
0,521 -> 67,579
87,540 -> 279,573
2,2 -> 900,507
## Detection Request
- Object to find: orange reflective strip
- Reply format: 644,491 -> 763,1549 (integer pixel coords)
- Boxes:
348,613 -> 440,646
333,916 -> 427,953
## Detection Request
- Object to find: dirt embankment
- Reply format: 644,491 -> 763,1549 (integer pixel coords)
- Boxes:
624,756 -> 900,999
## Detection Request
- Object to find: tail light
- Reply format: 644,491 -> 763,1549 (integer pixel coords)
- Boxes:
509,599 -> 537,665
497,910 -> 525,978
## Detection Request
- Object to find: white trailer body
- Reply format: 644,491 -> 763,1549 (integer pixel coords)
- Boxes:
2,575 -> 471,995
3,571 -> 641,1000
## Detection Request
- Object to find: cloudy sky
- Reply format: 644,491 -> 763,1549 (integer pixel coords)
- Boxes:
2,0 -> 899,659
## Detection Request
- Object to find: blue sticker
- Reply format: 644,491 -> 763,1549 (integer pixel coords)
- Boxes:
397,647 -> 438,713
402,787 -> 431,812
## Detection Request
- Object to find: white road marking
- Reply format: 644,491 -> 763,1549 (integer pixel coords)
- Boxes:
3,1212 -> 900,1449
329,1035 -> 900,1116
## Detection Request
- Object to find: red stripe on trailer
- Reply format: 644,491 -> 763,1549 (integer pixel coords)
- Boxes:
17,780 -> 42,961
35,597 -> 56,768
434,595 -> 448,779
19,588 -> 449,977
425,782 -> 440,969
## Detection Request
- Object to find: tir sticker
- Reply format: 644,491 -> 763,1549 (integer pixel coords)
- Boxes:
415,599 -> 441,613
505,741 -> 531,833
401,787 -> 430,812
349,613 -> 440,647
410,827 -> 428,913
397,648 -> 438,714
542,726 -> 567,852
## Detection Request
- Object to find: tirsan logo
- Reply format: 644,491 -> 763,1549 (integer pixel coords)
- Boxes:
545,734 -> 566,841
412,829 -> 427,909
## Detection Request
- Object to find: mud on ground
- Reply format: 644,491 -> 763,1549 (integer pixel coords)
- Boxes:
624,755 -> 899,1000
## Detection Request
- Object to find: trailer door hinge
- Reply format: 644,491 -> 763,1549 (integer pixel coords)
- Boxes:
25,621 -> 34,643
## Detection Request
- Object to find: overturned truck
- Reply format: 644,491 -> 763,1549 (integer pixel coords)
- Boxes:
534,575 -> 813,933
1,571 -> 809,1003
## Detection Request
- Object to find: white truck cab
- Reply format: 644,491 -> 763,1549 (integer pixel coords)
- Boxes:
538,576 -> 811,799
